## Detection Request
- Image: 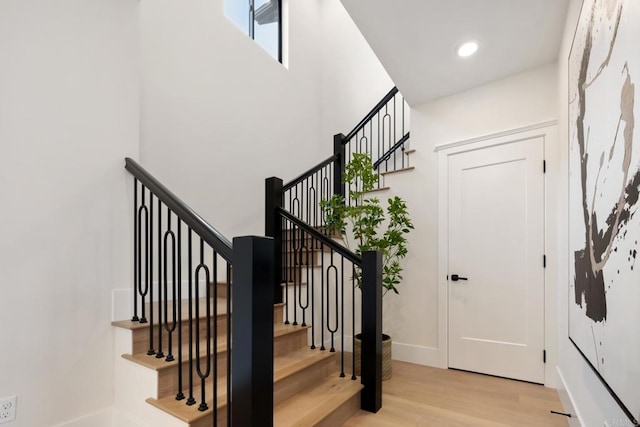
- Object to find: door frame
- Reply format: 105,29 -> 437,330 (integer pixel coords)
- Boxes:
436,120 -> 558,386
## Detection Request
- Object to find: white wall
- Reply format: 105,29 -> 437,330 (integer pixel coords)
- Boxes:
139,0 -> 392,240
555,0 -> 633,425
383,64 -> 559,371
0,1 -> 139,426
319,1 -> 394,142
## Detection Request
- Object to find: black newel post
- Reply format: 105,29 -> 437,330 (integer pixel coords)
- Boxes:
231,236 -> 275,427
333,133 -> 346,200
361,250 -> 383,413
265,177 -> 283,304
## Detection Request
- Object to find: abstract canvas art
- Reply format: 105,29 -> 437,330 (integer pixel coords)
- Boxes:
569,0 -> 640,423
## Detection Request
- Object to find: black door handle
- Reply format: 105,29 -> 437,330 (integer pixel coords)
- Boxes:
450,274 -> 468,281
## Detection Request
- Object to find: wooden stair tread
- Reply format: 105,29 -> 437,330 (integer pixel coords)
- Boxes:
274,322 -> 310,337
274,376 -> 363,427
404,148 -> 415,155
122,335 -> 228,371
274,347 -> 336,382
380,166 -> 415,176
112,297 -> 228,330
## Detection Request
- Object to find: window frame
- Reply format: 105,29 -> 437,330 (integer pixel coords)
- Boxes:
248,0 -> 282,63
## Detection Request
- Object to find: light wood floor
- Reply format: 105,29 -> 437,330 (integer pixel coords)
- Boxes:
343,361 -> 569,427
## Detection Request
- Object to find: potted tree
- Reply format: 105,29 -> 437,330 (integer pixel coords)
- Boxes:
321,153 -> 413,380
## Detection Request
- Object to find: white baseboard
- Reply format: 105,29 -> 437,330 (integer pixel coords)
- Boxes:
112,409 -> 147,427
50,408 -> 113,427
556,366 -> 583,427
391,342 -> 442,367
317,336 -> 442,369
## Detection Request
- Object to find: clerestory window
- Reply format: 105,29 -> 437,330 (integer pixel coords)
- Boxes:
224,0 -> 282,63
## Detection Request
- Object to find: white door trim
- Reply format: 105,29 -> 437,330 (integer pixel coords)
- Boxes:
434,120 -> 558,153
436,122 -> 558,385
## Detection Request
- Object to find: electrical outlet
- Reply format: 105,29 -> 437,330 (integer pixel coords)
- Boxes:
0,396 -> 16,424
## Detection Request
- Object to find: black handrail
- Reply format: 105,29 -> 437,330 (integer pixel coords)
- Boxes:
125,157 -> 233,261
373,132 -> 411,170
277,207 -> 361,265
283,153 -> 339,192
344,87 -> 399,142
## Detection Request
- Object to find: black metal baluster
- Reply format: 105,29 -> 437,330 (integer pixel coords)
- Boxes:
156,199 -> 164,359
401,96 -> 406,169
226,262 -> 232,427
383,109 -> 392,179
320,242 -> 325,351
304,177 -> 309,225
284,216 -> 290,325
292,224 -> 299,326
293,186 -> 299,219
327,250 -> 338,353
377,112 -> 381,188
133,179 -> 139,322
322,175 -> 330,222
310,234 -> 316,350
300,231 -> 309,327
340,256 -> 345,377
288,188 -> 292,223
308,176 -> 316,230
164,210 -> 177,362
393,95 -> 397,170
319,167 -> 325,226
311,175 -> 316,227
384,105 -> 390,157
212,250 -> 218,424
187,229 -> 196,406
176,219 -> 185,400
148,193 -> 156,356
352,264 -> 357,380
348,139 -> 351,202
281,214 -> 286,301
137,185 -> 150,324
195,238 -> 211,412
369,120 -> 374,187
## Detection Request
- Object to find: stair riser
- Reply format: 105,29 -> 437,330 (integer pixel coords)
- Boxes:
208,282 -> 230,299
275,328 -> 309,356
315,392 -> 360,427
283,248 -> 323,266
132,305 -> 284,357
132,315 -> 228,355
157,351 -> 228,399
274,356 -> 335,406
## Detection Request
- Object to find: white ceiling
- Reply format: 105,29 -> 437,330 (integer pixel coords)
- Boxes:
340,0 -> 570,106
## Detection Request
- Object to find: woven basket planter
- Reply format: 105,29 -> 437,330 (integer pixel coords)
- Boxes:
354,333 -> 392,381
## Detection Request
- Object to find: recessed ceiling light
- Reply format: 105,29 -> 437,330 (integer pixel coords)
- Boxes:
457,41 -> 478,58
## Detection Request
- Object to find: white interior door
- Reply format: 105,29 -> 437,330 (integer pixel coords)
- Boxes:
447,136 -> 545,384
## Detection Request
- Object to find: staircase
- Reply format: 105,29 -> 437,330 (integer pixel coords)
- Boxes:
112,87 -> 413,426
